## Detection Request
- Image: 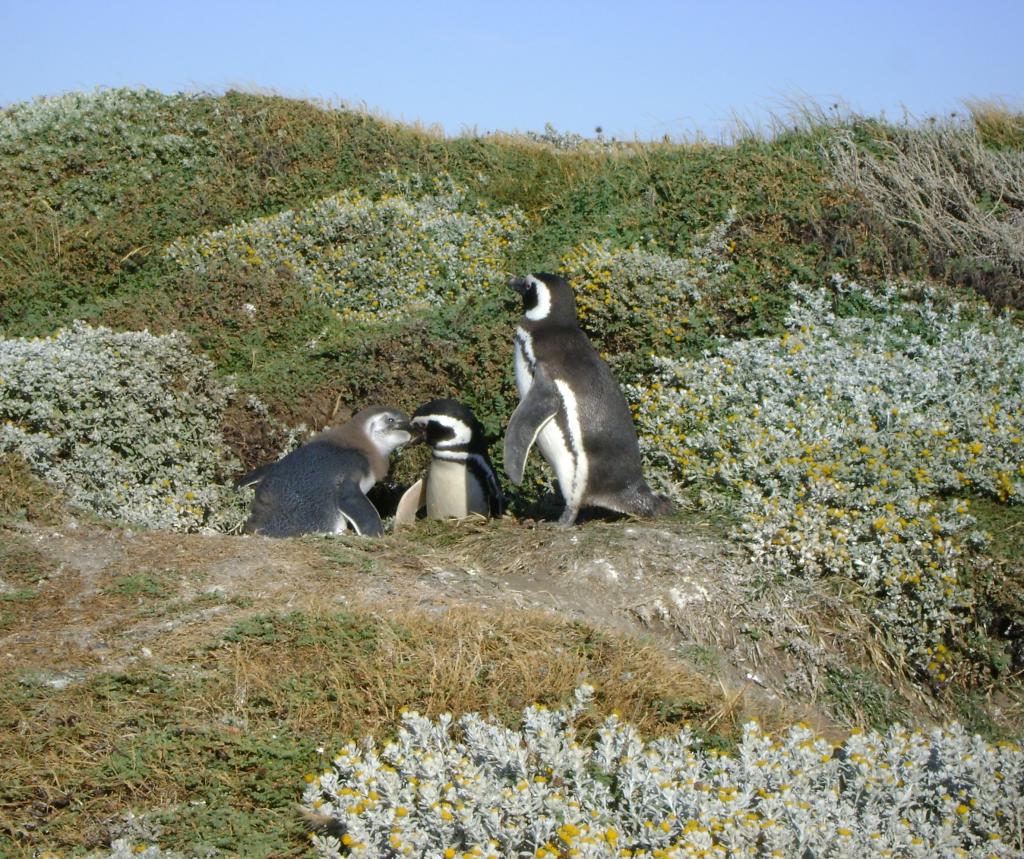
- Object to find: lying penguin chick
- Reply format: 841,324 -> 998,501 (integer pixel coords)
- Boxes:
506,272 -> 674,526
236,405 -> 413,537
394,398 -> 504,525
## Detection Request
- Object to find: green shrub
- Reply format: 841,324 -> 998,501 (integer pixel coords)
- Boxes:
164,175 -> 527,322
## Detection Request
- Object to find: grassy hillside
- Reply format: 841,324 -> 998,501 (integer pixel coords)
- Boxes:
1,89 -> 1023,856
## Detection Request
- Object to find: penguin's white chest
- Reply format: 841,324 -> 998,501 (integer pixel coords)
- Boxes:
535,382 -> 588,508
425,457 -> 487,518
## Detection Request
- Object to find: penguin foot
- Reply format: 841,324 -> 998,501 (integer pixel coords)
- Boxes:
557,506 -> 580,527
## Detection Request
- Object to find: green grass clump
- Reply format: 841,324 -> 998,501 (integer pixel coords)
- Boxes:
967,98 -> 1024,150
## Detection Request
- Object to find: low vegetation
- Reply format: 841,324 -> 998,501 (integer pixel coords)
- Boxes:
304,686 -> 1023,858
1,88 -> 1022,856
630,279 -> 1024,680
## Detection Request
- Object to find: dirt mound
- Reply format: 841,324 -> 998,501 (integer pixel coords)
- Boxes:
2,511 -> 897,739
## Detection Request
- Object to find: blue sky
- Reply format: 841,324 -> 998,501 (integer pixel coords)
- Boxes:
2,1 -> 1021,140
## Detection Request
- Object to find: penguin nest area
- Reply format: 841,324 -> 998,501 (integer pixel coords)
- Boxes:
2,497 -> 933,742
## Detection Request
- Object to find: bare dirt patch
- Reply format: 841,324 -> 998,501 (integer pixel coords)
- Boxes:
3,511 -> 857,736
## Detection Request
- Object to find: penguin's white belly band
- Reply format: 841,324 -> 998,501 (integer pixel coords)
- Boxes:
514,326 -> 588,507
426,458 -> 487,518
550,381 -> 587,508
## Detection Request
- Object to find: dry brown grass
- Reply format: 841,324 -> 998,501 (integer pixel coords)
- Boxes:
826,119 -> 1024,306
0,454 -> 67,524
206,602 -> 727,740
0,572 -> 730,853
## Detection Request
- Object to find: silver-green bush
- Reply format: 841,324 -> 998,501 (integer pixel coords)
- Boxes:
0,322 -> 247,532
302,686 -> 1024,858
164,175 -> 526,322
0,87 -> 220,225
628,278 -> 1024,674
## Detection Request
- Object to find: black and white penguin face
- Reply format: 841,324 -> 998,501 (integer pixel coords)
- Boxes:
511,274 -> 552,321
510,273 -> 577,325
412,399 -> 477,451
365,408 -> 414,455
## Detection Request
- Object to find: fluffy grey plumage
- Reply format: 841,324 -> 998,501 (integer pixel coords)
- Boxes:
237,406 -> 412,537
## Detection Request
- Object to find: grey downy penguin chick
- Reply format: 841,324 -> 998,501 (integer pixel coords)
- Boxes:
237,405 -> 413,537
394,398 -> 504,524
505,273 -> 673,526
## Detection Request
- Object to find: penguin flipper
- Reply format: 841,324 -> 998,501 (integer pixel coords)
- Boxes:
504,378 -> 560,485
394,478 -> 426,527
337,481 -> 385,537
484,468 -> 505,518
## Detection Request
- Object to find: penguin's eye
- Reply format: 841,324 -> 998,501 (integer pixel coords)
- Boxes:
386,417 -> 395,425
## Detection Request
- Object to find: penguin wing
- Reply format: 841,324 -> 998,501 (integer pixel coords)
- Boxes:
481,461 -> 505,517
393,478 -> 426,527
337,480 -> 385,536
504,375 -> 561,485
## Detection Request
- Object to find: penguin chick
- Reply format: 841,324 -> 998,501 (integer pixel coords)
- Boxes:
394,398 -> 504,524
505,273 -> 673,526
237,405 -> 413,537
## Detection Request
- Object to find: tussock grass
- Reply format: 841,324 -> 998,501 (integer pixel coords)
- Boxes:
826,116 -> 1024,307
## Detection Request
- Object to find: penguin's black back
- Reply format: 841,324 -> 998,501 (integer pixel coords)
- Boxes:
533,325 -> 644,473
243,440 -> 371,537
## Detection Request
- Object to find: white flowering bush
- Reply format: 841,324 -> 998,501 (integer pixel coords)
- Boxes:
164,175 -> 526,322
627,278 -> 1024,675
0,322 -> 247,531
302,686 -> 1024,858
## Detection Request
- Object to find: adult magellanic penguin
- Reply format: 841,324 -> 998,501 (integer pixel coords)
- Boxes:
505,273 -> 673,526
236,405 -> 413,537
394,398 -> 504,524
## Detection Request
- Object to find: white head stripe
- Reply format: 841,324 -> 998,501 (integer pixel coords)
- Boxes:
524,276 -> 551,321
413,413 -> 472,447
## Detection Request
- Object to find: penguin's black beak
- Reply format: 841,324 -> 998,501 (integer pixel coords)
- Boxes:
509,276 -> 530,296
408,419 -> 427,444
